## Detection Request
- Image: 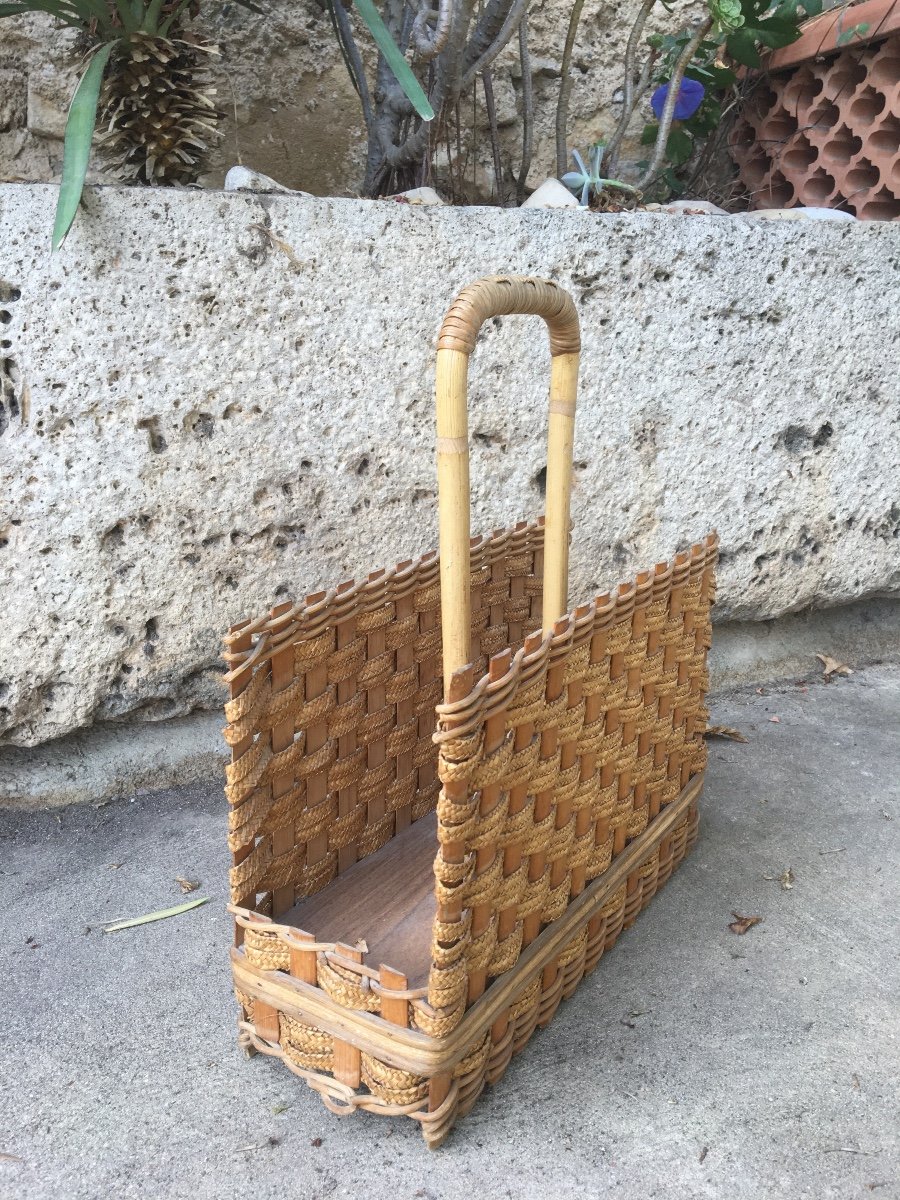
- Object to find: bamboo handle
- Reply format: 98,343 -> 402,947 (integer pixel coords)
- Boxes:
436,276 -> 581,697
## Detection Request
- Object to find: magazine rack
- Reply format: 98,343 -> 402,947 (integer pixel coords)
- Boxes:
225,276 -> 717,1147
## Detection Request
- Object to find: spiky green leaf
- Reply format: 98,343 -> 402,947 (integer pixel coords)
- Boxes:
52,41 -> 117,253
111,0 -> 139,32
352,0 -> 434,121
143,0 -> 166,29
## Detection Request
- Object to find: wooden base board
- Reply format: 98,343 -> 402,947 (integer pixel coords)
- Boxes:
281,813 -> 438,988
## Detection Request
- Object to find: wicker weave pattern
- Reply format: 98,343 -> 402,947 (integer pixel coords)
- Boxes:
234,795 -> 699,1147
227,271 -> 718,1146
227,524 -> 716,1144
224,521 -> 545,912
425,535 -> 716,1032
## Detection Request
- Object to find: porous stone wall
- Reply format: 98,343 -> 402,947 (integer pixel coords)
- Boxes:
0,1 -> 703,197
0,183 -> 898,755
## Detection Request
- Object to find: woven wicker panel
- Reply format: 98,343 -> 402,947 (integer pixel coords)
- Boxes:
425,535 -> 717,1033
224,521 -> 545,913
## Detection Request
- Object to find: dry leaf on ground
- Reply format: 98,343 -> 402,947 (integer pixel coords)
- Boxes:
763,867 -> 795,890
768,715 -> 781,723
705,725 -> 749,743
728,912 -> 763,935
236,1137 -> 280,1153
0,1153 -> 24,1163
176,877 -> 200,893
103,897 -> 208,932
816,653 -> 853,678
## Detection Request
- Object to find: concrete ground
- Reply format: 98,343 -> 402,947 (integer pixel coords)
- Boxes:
2,666 -> 898,1200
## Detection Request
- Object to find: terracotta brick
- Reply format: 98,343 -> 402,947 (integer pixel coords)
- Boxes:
730,25 -> 900,220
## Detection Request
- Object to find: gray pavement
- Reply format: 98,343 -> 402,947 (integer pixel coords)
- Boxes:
2,666 -> 899,1200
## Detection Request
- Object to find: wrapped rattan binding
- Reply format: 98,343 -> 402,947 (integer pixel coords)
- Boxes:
225,275 -> 717,1147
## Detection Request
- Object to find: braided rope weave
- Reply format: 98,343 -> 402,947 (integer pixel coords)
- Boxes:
436,275 -> 581,358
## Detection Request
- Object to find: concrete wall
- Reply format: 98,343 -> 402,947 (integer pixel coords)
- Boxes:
0,184 -> 898,799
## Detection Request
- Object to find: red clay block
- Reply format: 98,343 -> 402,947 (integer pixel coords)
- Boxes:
730,20 -> 900,220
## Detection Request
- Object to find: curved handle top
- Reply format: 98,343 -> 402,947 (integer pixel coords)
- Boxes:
437,275 -> 581,357
436,275 -> 581,697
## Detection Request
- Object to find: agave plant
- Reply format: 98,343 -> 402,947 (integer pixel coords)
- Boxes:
0,0 -> 433,248
561,144 -> 639,207
0,0 -> 256,247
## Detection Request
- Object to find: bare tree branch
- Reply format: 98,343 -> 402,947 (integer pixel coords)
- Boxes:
411,0 -> 456,62
516,13 -> 533,204
353,0 -> 525,197
604,0 -> 656,178
555,0 -> 587,178
481,67 -> 505,203
460,0 -> 516,74
460,0 -> 528,92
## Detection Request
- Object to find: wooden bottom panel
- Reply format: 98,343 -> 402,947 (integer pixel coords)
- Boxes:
281,813 -> 438,989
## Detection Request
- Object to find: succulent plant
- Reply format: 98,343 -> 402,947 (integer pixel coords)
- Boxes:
560,144 -> 638,207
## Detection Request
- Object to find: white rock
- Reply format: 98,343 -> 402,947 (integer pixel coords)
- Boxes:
0,184 -> 896,747
522,178 -> 580,208
223,165 -> 302,195
740,207 -> 857,222
389,187 -> 444,206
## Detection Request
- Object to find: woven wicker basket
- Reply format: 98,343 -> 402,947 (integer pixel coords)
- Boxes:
225,276 -> 717,1147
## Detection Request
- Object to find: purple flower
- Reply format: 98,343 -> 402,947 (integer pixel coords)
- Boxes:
651,78 -> 706,121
